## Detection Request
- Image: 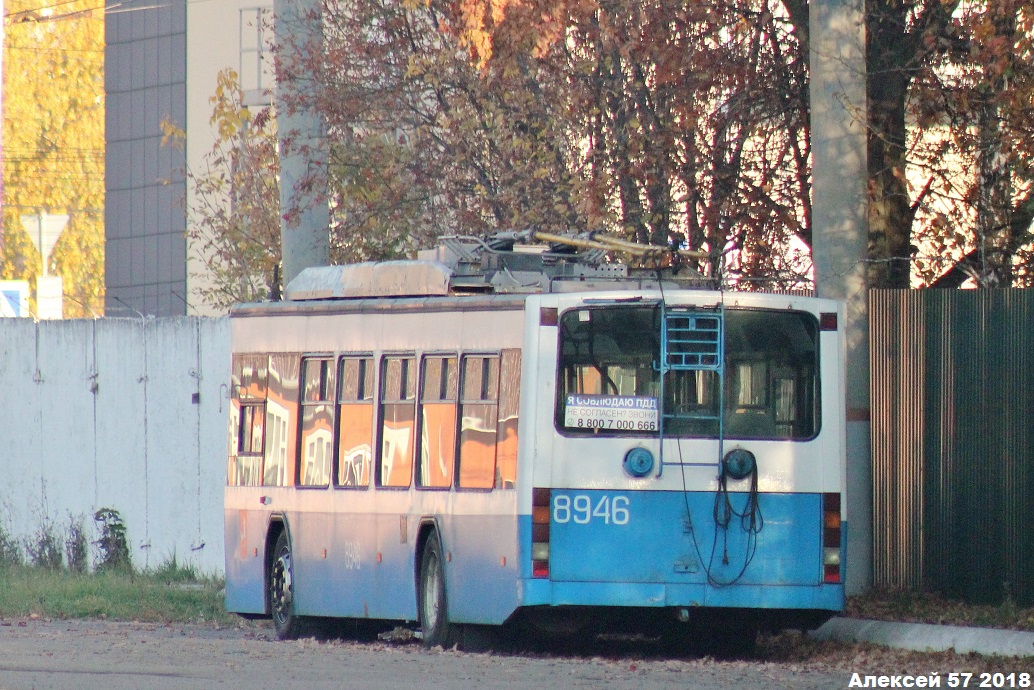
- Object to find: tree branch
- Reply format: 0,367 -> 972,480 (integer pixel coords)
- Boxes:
929,185 -> 1034,288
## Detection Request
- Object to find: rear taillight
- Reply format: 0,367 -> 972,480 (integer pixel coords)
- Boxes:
823,493 -> 842,583
532,488 -> 550,578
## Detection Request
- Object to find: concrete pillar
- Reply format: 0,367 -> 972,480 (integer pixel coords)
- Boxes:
275,0 -> 329,288
810,0 -> 871,594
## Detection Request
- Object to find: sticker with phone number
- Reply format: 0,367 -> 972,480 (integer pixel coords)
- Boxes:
564,394 -> 658,431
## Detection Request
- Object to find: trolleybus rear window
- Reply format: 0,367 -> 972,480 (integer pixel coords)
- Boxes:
557,305 -> 819,440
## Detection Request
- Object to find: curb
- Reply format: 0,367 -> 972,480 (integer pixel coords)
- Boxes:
811,618 -> 1034,658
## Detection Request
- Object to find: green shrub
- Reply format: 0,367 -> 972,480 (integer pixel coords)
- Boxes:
93,508 -> 131,572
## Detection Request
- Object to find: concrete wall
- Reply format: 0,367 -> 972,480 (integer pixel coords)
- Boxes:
0,316 -> 229,574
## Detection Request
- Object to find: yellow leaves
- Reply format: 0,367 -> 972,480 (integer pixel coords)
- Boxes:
209,69 -> 252,139
159,119 -> 186,149
2,0 -> 105,316
405,55 -> 426,79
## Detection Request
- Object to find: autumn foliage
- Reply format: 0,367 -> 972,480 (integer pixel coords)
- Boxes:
272,0 -> 813,287
210,0 -> 1034,300
867,0 -> 1034,288
2,0 -> 105,316
162,70 -> 281,310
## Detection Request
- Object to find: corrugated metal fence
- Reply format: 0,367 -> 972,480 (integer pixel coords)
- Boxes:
871,289 -> 1034,605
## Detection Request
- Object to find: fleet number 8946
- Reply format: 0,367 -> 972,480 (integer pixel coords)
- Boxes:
553,494 -> 630,525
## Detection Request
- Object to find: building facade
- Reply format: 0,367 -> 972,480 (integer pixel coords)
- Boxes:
105,0 -> 271,317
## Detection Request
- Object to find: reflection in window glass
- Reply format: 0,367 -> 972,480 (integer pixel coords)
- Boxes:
229,354 -> 269,487
458,356 -> 500,489
734,363 -> 767,407
238,405 -> 265,454
230,402 -> 264,486
236,354 -> 268,400
264,354 -> 299,486
303,358 -> 333,402
337,357 -> 374,487
496,350 -> 521,489
419,356 -> 458,489
556,307 -> 819,440
300,358 -> 335,486
379,357 -> 416,488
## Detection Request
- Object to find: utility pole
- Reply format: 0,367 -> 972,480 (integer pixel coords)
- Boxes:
810,0 -> 871,594
274,0 -> 329,288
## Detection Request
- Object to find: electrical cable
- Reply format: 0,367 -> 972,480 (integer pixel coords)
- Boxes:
656,261 -> 762,588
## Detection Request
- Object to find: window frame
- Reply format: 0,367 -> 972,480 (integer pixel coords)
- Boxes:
554,305 -> 822,441
229,354 -> 268,487
457,353 -> 502,491
335,354 -> 376,490
377,354 -> 418,489
416,353 -> 460,491
298,355 -> 336,488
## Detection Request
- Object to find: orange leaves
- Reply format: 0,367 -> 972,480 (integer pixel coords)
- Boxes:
453,0 -> 512,64
269,0 -> 820,283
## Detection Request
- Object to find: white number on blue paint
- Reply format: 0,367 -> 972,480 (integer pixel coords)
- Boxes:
553,494 -> 630,525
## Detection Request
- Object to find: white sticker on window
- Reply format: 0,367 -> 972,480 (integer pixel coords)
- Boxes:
564,395 -> 658,431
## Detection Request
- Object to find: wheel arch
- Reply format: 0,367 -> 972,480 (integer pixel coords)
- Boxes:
263,514 -> 289,616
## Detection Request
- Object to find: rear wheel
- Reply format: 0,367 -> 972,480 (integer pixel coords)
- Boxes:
269,531 -> 305,640
419,535 -> 457,648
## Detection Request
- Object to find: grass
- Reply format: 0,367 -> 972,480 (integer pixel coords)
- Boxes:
1,555 -> 1031,636
847,588 -> 1034,632
0,563 -> 242,627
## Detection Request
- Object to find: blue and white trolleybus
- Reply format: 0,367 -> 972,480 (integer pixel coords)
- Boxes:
224,232 -> 847,649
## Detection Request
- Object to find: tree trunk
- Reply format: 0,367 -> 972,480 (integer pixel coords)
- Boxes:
866,3 -> 914,289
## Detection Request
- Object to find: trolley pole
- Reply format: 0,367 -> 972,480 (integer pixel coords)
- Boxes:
275,0 -> 330,288
810,0 -> 871,594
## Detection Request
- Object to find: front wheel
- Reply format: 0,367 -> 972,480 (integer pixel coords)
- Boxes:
419,535 -> 457,648
269,530 -> 305,640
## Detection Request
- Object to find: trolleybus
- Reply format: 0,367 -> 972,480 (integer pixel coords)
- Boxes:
224,232 -> 847,649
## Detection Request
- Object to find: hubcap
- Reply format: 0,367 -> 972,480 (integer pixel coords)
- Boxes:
423,552 -> 440,630
271,549 -> 293,625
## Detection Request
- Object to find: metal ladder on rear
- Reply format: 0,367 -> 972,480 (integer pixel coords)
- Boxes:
657,305 -> 725,474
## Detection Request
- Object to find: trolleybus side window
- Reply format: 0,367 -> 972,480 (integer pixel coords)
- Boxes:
417,355 -> 459,489
336,356 -> 374,488
299,357 -> 335,487
458,355 -> 500,490
265,354 -> 300,486
229,354 -> 268,486
496,349 -> 521,489
379,356 -> 416,488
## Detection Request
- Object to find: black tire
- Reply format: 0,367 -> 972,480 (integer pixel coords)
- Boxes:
269,530 -> 305,640
418,535 -> 457,648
